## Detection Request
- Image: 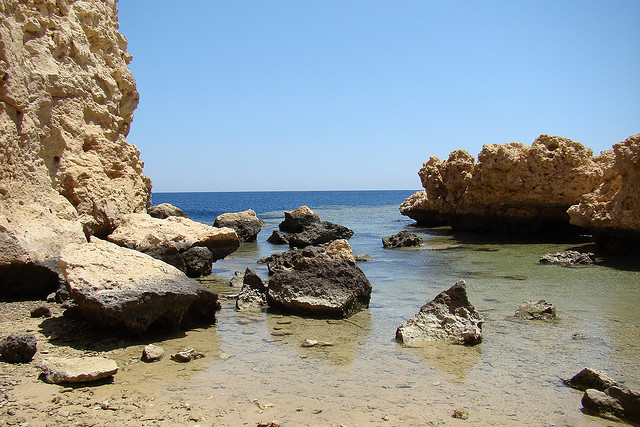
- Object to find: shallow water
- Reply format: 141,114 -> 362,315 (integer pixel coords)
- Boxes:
172,203 -> 640,425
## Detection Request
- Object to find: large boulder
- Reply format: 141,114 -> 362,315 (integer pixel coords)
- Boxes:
396,280 -> 483,345
399,191 -> 447,227
568,134 -> 640,250
181,246 -> 214,278
148,203 -> 188,219
214,209 -> 264,242
267,240 -> 372,318
288,221 -> 354,248
401,135 -> 607,234
279,206 -> 321,232
0,0 -> 150,296
107,213 -> 239,274
59,238 -> 221,333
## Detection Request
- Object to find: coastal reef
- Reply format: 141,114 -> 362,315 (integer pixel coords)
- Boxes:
401,135 -> 608,234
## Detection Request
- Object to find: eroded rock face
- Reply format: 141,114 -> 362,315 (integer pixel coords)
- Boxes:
401,135 -> 607,233
396,280 -> 483,345
568,134 -> 640,249
267,240 -> 372,318
60,238 -> 221,333
0,0 -> 150,296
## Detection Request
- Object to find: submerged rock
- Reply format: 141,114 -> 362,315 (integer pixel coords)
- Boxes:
148,203 -> 189,219
60,237 -> 221,333
539,251 -> 595,266
396,280 -> 483,346
515,300 -> 556,320
0,334 -> 37,363
39,357 -> 118,384
267,240 -> 372,318
214,209 -> 264,242
382,231 -> 423,248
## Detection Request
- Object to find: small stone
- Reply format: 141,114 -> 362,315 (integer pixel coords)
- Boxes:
170,348 -> 205,363
141,344 -> 164,363
452,408 -> 469,420
30,306 -> 52,318
515,300 -> 556,320
0,334 -> 37,363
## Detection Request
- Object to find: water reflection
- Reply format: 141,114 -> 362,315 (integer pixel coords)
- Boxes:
265,310 -> 371,366
399,341 -> 482,382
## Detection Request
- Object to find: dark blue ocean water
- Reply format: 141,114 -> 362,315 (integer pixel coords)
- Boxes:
151,190 -> 417,225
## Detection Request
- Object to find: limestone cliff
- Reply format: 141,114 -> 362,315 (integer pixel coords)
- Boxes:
402,135 -> 608,234
568,134 -> 640,248
1,0 -> 151,296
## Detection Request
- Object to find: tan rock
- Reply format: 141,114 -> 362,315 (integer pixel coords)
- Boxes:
108,213 -> 240,261
568,134 -> 640,245
214,209 -> 264,242
402,135 -> 606,232
39,357 -> 118,384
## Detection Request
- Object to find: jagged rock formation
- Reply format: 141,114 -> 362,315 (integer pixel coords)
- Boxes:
568,134 -> 640,249
1,0 -> 151,296
401,135 -> 608,234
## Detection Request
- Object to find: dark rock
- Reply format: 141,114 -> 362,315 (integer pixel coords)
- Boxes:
171,348 -> 205,363
565,368 -> 619,391
30,305 -> 52,318
514,300 -> 556,320
236,268 -> 268,311
279,206 -> 320,232
214,209 -> 264,242
264,245 -> 328,274
141,344 -> 165,362
606,386 -> 640,422
267,240 -> 371,318
396,280 -> 483,346
267,230 -> 289,244
382,230 -> 423,248
182,246 -> 214,278
0,334 -> 37,363
288,221 -> 354,248
539,250 -> 595,266
0,260 -> 63,299
355,254 -> 373,262
148,203 -> 189,219
582,389 -> 624,420
141,244 -> 186,272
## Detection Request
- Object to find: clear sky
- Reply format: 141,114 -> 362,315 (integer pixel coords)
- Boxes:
118,1 -> 639,193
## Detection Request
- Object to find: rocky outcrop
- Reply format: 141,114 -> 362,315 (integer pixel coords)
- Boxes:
401,135 -> 607,234
399,191 -> 446,227
214,209 -> 263,242
568,134 -> 640,249
60,238 -> 221,333
267,240 -> 372,318
148,203 -> 188,219
539,251 -> 595,266
279,206 -> 320,232
107,213 -> 239,274
514,300 -> 556,320
0,1 -> 150,296
396,280 -> 483,345
382,231 -> 423,248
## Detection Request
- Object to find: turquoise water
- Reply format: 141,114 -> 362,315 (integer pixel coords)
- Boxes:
153,192 -> 640,425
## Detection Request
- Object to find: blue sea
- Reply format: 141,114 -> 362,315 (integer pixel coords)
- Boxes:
149,190 -> 640,425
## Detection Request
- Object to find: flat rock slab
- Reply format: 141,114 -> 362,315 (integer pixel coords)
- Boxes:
39,357 -> 118,384
60,237 -> 220,333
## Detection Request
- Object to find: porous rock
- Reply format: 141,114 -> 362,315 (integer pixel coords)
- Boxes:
214,209 -> 264,242
182,246 -> 214,278
401,135 -> 607,233
267,240 -> 371,318
236,268 -> 267,311
539,250 -> 595,266
0,334 -> 37,363
382,230 -> 423,248
568,134 -> 640,249
60,237 -> 221,333
279,206 -> 321,232
1,0 -> 150,297
288,221 -> 354,248
148,203 -> 188,219
267,230 -> 289,244
107,213 -> 240,270
396,280 -> 483,345
39,357 -> 118,384
515,300 -> 556,320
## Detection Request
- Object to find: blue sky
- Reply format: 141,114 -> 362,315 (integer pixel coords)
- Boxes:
118,1 -> 639,192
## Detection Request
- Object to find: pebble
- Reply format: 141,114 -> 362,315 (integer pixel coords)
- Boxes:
452,409 -> 469,420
